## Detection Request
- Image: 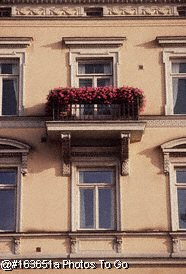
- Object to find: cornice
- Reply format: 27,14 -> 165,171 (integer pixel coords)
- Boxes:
1,0 -> 186,4
156,36 -> 186,46
1,2 -> 185,17
63,37 -> 126,47
0,37 -> 33,48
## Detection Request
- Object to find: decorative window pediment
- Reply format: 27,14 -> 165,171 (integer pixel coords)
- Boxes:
0,138 -> 30,175
161,138 -> 186,174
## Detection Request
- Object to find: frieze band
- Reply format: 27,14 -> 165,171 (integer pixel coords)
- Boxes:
1,0 -> 186,4
8,5 -> 179,17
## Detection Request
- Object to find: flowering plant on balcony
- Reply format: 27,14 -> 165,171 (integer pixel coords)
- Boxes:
46,86 -> 145,114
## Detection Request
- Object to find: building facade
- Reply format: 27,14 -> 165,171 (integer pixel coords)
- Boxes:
0,0 -> 186,273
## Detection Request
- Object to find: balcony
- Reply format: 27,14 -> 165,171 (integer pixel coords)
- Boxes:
51,101 -> 139,121
45,86 -> 146,142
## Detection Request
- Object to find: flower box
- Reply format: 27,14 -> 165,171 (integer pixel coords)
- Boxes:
46,86 -> 145,120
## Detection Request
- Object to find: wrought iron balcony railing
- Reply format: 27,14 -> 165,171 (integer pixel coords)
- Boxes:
51,101 -> 139,121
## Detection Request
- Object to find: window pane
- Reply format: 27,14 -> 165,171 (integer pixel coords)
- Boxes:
79,79 -> 93,87
78,63 -> 111,74
0,64 -> 18,74
97,78 -> 111,87
79,171 -> 114,184
176,170 -> 186,184
0,170 -> 17,185
172,63 -> 186,73
2,79 -> 17,115
0,190 -> 16,231
80,189 -> 94,228
177,189 -> 186,229
99,188 -> 113,229
173,78 -> 186,114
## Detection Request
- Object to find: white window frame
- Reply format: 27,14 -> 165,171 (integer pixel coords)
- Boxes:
0,37 -> 32,116
71,160 -> 120,232
0,59 -> 19,115
163,48 -> 186,115
170,163 -> 186,231
0,164 -> 21,232
161,138 -> 186,231
0,138 -> 30,232
63,37 -> 125,88
76,59 -> 113,88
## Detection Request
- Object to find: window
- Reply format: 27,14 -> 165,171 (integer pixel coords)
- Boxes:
161,138 -> 186,231
0,138 -> 30,232
0,7 -> 11,17
72,161 -> 119,231
0,37 -> 32,116
0,168 -> 17,231
84,7 -> 103,17
171,60 -> 186,114
77,59 -> 113,88
156,36 -> 186,115
0,59 -> 19,115
78,168 -> 115,230
175,168 -> 186,229
64,37 -> 125,118
177,6 -> 186,17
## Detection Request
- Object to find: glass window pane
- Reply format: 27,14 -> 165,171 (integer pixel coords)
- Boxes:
176,170 -> 186,184
0,170 -> 17,185
0,190 -> 16,231
79,79 -> 93,87
79,171 -> 114,184
0,64 -> 18,74
97,78 -> 111,87
2,79 -> 17,115
173,78 -> 186,114
94,64 -> 104,74
78,63 -> 111,74
177,189 -> 186,229
80,189 -> 94,228
172,63 -> 186,73
99,188 -> 113,229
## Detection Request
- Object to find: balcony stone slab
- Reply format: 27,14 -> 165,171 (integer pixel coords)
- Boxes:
46,121 -> 146,142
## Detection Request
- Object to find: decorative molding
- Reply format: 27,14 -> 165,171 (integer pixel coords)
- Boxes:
156,36 -> 186,46
1,0 -> 186,5
114,236 -> 122,253
161,138 -> 186,175
121,133 -> 130,176
70,236 -> 77,254
0,37 -> 33,48
172,237 -> 180,254
63,37 -> 126,48
61,133 -> 71,176
11,5 -> 179,17
21,152 -> 28,176
107,6 -> 176,16
13,237 -> 21,255
144,119 -> 186,128
163,152 -> 170,175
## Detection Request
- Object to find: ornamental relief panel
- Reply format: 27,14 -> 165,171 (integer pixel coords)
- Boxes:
14,6 -> 80,16
13,5 -> 178,17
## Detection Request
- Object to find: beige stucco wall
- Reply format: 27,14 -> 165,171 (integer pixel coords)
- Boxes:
0,126 -> 185,233
0,18 -> 186,115
0,10 -> 186,269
